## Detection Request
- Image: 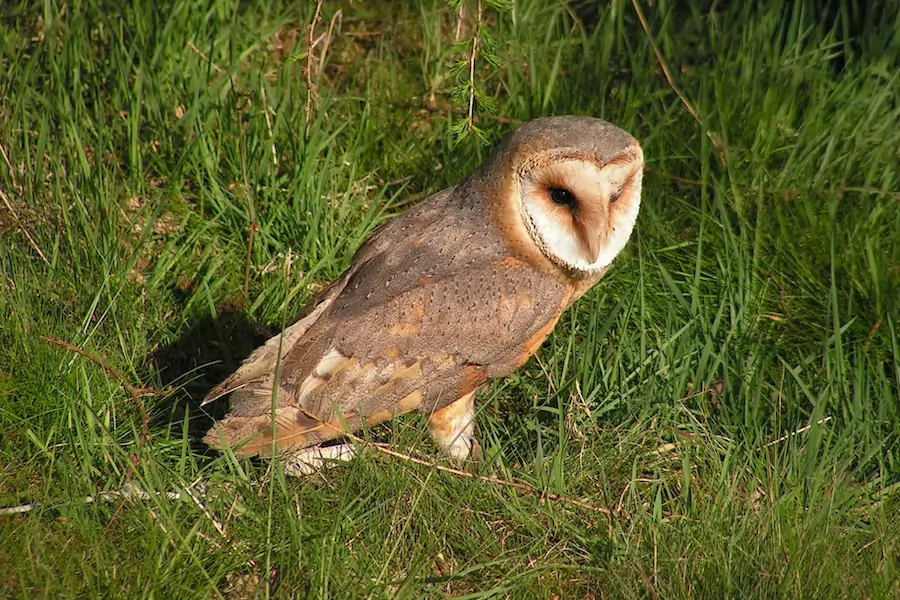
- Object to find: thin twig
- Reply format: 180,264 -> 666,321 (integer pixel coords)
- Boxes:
186,40 -> 224,74
243,220 -> 258,302
305,0 -> 324,135
454,1 -> 466,41
0,503 -> 34,516
260,87 -> 278,169
630,0 -> 730,163
230,76 -> 257,304
40,336 -> 156,442
843,186 -> 900,200
0,142 -> 12,171
645,167 -> 900,203
642,166 -> 702,187
282,407 -> 627,519
465,0 -> 483,132
557,0 -> 584,35
305,423 -> 617,517
183,486 -> 228,539
317,9 -> 342,85
278,405 -> 619,517
629,0 -> 700,124
862,319 -> 882,352
0,187 -> 51,266
2,436 -> 620,520
0,483 -> 187,517
369,442 -> 617,517
757,416 -> 833,450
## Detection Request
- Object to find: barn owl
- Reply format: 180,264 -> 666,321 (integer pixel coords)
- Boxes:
202,116 -> 643,475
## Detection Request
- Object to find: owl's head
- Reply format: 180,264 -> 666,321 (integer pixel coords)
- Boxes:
491,116 -> 643,278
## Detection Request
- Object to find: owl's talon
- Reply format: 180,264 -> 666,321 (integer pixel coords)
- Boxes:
429,391 -> 479,464
468,438 -> 483,463
463,438 -> 485,472
283,443 -> 357,478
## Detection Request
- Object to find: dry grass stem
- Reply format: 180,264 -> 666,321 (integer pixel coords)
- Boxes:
466,0 -> 483,131
40,336 -> 157,442
630,0 -> 727,162
355,438 -> 619,518
1,187 -> 51,267
186,40 -> 224,73
629,0 -> 700,124
305,0 -> 324,135
757,416 -> 833,450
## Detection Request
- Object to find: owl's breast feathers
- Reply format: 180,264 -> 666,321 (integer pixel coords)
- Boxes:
203,185 -> 575,457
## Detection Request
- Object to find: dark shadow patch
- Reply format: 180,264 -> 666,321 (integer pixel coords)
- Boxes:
146,303 -> 278,453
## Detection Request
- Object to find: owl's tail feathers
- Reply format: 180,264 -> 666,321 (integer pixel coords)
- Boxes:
200,295 -> 337,407
202,406 -> 352,458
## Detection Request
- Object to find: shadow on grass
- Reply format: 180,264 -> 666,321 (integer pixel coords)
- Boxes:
147,303 -> 278,452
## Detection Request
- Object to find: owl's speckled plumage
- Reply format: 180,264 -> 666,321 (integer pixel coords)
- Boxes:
203,116 -> 643,470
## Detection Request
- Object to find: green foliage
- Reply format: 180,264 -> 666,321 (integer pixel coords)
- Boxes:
0,0 -> 899,597
445,0 -> 511,145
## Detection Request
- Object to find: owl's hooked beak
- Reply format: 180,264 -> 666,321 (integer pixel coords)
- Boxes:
578,226 -> 602,265
571,196 -> 608,265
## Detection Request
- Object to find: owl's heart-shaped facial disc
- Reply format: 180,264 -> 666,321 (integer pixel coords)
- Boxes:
517,149 -> 643,276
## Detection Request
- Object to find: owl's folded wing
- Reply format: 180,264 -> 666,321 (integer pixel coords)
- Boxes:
203,182 -> 575,456
203,255 -> 571,457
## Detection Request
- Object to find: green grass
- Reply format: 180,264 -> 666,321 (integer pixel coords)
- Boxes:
1,0 -> 899,597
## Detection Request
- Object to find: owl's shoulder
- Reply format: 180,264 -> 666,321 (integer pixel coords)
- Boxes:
330,184 -> 509,317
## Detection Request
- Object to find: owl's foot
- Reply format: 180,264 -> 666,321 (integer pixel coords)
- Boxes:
282,443 -> 357,477
428,391 -> 479,464
466,438 -> 484,466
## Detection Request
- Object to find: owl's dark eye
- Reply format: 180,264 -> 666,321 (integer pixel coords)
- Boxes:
548,187 -> 577,208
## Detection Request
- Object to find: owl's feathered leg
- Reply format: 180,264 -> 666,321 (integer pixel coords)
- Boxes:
428,391 -> 480,463
282,443 -> 357,477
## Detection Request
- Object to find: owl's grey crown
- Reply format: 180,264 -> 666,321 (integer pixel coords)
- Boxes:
497,116 -> 639,166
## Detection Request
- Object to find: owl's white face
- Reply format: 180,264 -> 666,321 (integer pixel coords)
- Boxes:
516,149 -> 643,275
